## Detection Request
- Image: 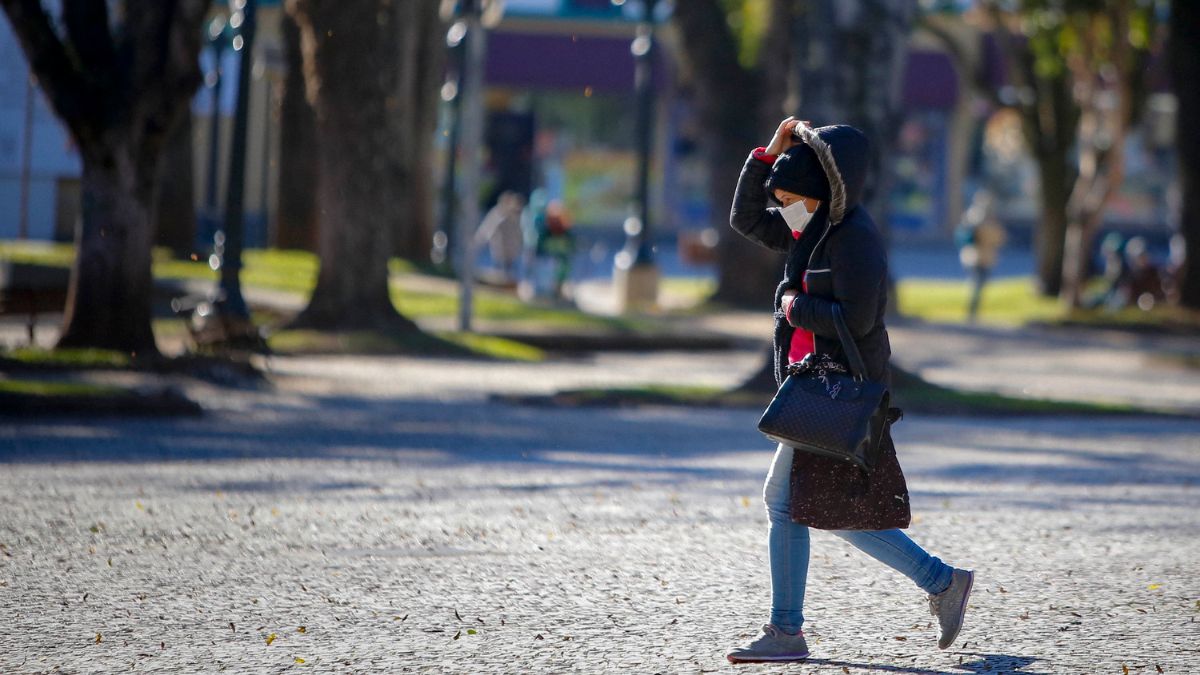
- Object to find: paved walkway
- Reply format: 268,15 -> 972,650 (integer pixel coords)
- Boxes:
2,351 -> 1199,673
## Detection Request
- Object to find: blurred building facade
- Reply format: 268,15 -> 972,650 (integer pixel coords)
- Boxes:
0,0 -> 1180,255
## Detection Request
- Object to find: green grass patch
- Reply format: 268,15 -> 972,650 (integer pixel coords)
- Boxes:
436,332 -> 545,362
390,285 -> 651,332
551,372 -> 1159,416
0,378 -> 125,397
1,347 -> 132,369
267,328 -> 543,361
153,248 -> 320,295
554,384 -> 766,408
660,276 -> 717,307
0,240 -> 76,267
897,277 -> 1064,326
890,368 -> 1150,416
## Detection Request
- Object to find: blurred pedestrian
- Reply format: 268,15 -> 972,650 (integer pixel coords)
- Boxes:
1122,236 -> 1166,310
540,199 -> 575,301
517,190 -> 575,302
1087,232 -> 1131,310
724,117 -> 973,664
474,190 -> 526,286
955,189 -> 1007,322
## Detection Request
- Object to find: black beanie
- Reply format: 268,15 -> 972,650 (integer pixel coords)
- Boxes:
766,142 -> 831,202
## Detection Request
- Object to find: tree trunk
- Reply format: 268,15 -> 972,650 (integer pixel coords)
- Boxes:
1033,146 -> 1071,296
1170,0 -> 1200,309
391,0 -> 444,262
58,144 -> 158,353
287,0 -> 417,332
3,0 -> 209,354
275,11 -> 318,252
154,110 -> 197,257
671,0 -> 784,308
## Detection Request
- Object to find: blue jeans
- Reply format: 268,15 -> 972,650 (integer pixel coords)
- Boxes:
763,443 -> 953,634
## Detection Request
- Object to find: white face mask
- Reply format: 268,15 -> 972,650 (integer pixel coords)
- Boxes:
779,199 -> 816,235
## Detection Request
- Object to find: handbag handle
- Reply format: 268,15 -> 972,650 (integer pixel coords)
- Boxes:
831,304 -> 869,382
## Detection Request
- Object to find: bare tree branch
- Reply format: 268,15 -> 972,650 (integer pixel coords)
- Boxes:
62,0 -> 115,73
0,0 -> 90,136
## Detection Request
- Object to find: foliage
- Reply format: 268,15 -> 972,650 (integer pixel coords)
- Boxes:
0,378 -> 124,398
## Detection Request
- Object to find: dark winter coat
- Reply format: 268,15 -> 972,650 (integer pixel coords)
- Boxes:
730,124 -> 911,531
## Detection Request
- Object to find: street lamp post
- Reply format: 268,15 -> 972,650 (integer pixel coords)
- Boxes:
193,0 -> 258,348
613,0 -> 661,313
203,14 -> 229,248
454,0 -> 500,333
217,0 -> 256,320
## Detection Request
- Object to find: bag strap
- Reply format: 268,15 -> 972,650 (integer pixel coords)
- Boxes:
831,304 -> 868,381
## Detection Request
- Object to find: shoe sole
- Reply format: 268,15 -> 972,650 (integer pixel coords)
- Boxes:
727,652 -> 810,664
938,570 -> 974,650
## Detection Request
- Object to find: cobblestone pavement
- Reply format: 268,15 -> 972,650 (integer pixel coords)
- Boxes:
2,355 -> 1199,674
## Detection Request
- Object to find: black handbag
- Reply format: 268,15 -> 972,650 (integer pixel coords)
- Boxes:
757,304 -> 893,473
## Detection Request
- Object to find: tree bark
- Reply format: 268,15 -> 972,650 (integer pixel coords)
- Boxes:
391,0 -> 445,262
1059,4 -> 1137,308
59,144 -> 158,352
154,110 -> 197,258
2,0 -> 211,354
1034,145 -> 1072,296
671,0 -> 785,308
1169,0 -> 1200,309
286,0 -> 418,331
275,11 -> 318,252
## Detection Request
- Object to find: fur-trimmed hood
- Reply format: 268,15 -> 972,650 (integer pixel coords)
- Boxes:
787,124 -> 870,226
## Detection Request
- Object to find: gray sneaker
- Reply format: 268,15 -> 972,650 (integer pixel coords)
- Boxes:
725,623 -> 810,663
928,568 -> 974,649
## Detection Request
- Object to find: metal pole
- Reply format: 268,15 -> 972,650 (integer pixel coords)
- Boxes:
631,0 -> 657,265
17,74 -> 35,240
456,0 -> 487,332
259,68 -> 273,248
612,0 -> 661,312
437,23 -> 466,269
204,19 -> 227,240
216,0 -> 256,320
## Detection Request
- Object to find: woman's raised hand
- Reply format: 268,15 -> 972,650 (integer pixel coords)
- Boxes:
765,117 -> 810,156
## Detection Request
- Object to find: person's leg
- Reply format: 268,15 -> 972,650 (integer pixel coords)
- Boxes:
763,444 -> 810,634
830,529 -> 953,595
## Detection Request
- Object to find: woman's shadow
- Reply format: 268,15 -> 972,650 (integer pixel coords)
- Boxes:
803,653 -> 1044,674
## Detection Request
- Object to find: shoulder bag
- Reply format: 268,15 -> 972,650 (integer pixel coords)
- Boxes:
757,304 -> 895,473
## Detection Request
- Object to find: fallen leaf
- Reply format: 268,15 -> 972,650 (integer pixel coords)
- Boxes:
294,657 -> 305,664
467,629 -> 477,635
107,558 -> 112,567
893,636 -> 907,641
1156,665 -> 1164,673
534,634 -> 544,640
229,622 -> 235,632
454,608 -> 462,621
998,586 -> 1008,593
453,631 -> 461,640
394,615 -> 408,622
135,501 -> 145,511
95,633 -> 102,644
297,626 -> 306,634
265,633 -> 277,646
843,668 -> 850,674
1123,665 -> 1130,675
740,497 -> 751,508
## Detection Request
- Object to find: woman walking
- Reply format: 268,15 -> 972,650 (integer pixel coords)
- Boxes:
725,117 -> 973,663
